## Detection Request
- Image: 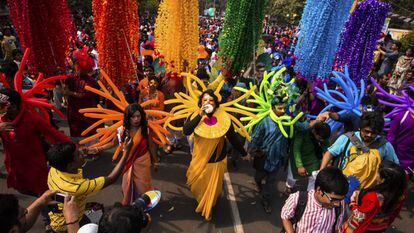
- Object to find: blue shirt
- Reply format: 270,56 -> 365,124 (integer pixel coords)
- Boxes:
249,116 -> 288,172
328,132 -> 399,169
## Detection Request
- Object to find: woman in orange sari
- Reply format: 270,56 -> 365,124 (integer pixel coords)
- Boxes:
91,103 -> 153,204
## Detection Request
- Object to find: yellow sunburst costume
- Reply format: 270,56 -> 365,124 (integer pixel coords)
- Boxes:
78,70 -> 170,160
165,73 -> 256,220
234,68 -> 304,138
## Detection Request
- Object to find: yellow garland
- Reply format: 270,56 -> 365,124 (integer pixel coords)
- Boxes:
155,0 -> 199,73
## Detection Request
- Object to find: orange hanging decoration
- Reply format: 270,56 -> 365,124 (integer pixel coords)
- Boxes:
93,0 -> 139,87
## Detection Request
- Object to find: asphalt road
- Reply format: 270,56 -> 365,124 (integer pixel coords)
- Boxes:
1,124 -> 413,233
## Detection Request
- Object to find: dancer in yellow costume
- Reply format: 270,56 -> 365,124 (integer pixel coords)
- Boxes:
165,73 -> 256,220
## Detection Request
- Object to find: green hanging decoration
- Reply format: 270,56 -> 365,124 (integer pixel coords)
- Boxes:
218,0 -> 268,76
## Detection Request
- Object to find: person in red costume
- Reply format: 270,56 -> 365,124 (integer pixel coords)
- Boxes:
0,88 -> 70,196
64,47 -> 99,139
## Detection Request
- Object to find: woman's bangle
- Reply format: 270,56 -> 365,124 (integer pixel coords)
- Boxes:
66,219 -> 79,225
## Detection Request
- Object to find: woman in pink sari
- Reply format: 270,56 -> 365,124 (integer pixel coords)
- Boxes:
90,103 -> 153,204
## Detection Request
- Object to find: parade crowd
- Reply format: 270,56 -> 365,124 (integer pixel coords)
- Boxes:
0,11 -> 413,233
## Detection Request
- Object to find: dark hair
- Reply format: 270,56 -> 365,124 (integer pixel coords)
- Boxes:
98,203 -> 145,233
198,89 -> 220,108
144,55 -> 153,65
361,95 -> 379,107
12,49 -> 22,59
358,161 -> 406,213
144,66 -> 154,72
148,75 -> 160,85
0,88 -> 21,108
271,95 -> 286,106
0,194 -> 20,233
1,60 -> 18,80
123,103 -> 148,139
360,111 -> 384,134
315,166 -> 349,196
313,122 -> 331,139
46,142 -> 76,171
196,68 -> 210,81
394,41 -> 402,50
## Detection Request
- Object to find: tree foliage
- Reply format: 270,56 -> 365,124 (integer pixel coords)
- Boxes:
139,0 -> 161,14
400,30 -> 414,50
266,0 -> 305,25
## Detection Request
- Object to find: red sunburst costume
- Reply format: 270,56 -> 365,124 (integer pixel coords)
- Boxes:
0,49 -> 70,196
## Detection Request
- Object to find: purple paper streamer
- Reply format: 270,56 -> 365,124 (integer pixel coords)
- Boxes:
336,0 -> 390,82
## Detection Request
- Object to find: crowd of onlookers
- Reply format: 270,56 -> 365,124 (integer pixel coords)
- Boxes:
0,10 -> 413,233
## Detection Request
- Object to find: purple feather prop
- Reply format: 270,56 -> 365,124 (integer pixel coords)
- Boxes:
371,77 -> 414,129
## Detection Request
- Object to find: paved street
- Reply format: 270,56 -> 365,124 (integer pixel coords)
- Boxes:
1,124 -> 413,232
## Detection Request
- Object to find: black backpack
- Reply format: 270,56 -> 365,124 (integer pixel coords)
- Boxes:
281,191 -> 341,233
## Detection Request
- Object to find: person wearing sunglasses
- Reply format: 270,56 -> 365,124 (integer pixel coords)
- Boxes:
281,166 -> 348,233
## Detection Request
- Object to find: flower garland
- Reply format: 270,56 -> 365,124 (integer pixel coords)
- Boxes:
7,0 -> 73,76
154,0 -> 199,73
336,0 -> 390,82
218,0 -> 267,76
294,0 -> 353,80
93,0 -> 139,87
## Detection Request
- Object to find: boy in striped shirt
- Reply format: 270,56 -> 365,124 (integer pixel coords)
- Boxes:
281,167 -> 348,233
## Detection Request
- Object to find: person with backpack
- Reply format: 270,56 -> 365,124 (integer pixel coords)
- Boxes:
286,122 -> 331,192
320,112 -> 399,197
340,161 -> 407,233
281,166 -> 348,233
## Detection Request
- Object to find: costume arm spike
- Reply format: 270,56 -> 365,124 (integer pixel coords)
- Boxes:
89,133 -> 117,148
14,48 -> 30,93
83,113 -> 123,120
228,114 -> 251,141
100,69 -> 128,105
182,72 -> 207,91
81,118 -> 113,136
233,103 -> 263,112
213,80 -> 225,102
221,85 -> 256,107
84,85 -> 125,111
208,74 -> 224,90
79,107 -> 120,114
223,107 -> 257,118
184,72 -> 199,100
